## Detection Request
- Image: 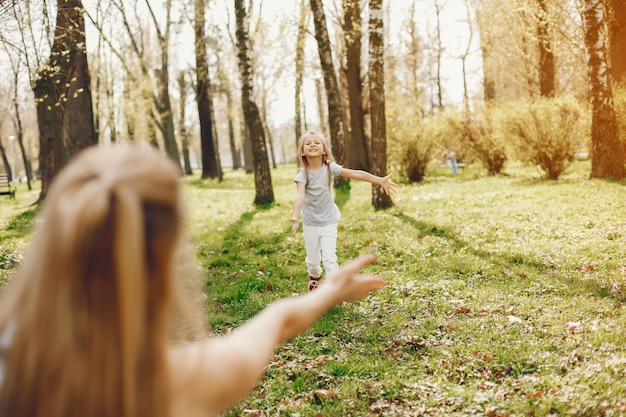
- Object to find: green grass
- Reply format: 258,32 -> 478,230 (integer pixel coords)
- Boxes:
1,160 -> 626,416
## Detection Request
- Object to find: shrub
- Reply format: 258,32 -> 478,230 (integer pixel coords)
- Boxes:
439,107 -> 508,175
499,96 -> 589,179
387,101 -> 435,183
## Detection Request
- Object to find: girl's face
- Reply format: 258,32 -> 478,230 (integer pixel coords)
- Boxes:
302,136 -> 325,158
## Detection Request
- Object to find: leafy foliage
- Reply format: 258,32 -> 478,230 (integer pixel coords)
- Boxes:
498,96 -> 590,179
439,107 -> 508,175
387,101 -> 436,183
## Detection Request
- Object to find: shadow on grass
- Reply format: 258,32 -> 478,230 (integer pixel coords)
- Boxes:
393,211 -> 625,303
334,182 -> 352,212
0,209 -> 38,241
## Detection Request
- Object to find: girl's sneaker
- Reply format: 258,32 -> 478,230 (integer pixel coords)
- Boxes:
308,276 -> 321,291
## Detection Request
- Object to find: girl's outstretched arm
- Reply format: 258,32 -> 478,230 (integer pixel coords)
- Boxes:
169,254 -> 385,416
290,182 -> 306,236
339,168 -> 398,195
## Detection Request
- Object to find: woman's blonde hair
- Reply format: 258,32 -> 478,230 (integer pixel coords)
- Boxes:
296,131 -> 335,188
0,143 -> 186,417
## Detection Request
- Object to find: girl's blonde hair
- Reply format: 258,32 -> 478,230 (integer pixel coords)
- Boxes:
0,143 -> 187,417
296,131 -> 335,188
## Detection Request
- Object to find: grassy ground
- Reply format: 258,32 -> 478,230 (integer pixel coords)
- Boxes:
1,160 -> 625,416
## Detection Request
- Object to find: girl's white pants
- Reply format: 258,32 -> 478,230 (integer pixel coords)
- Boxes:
302,223 -> 338,278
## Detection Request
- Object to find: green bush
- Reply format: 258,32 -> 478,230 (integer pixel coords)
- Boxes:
499,96 -> 590,179
438,107 -> 507,175
387,101 -> 435,183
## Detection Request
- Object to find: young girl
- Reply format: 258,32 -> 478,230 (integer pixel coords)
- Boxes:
290,131 -> 398,291
0,143 -> 385,417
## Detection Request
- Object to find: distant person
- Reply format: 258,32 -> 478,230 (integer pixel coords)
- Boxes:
0,143 -> 385,417
446,150 -> 458,174
290,131 -> 397,291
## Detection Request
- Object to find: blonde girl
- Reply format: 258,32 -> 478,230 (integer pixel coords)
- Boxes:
0,143 -> 385,417
290,132 -> 397,291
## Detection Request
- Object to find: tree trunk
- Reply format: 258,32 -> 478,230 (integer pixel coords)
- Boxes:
7,53 -> 33,189
155,64 -> 182,172
235,0 -> 274,205
474,1 -> 496,102
343,0 -> 369,171
604,0 -> 626,85
65,0 -> 97,156
226,86 -> 241,169
34,0 -> 93,200
537,0 -> 555,97
152,0 -> 182,172
177,72 -> 193,176
34,71 -> 67,200
368,0 -> 392,208
434,0 -> 444,111
315,77 -> 326,136
310,0 -> 348,187
194,0 -> 220,179
208,90 -> 224,181
582,0 -> 625,179
295,0 -> 308,149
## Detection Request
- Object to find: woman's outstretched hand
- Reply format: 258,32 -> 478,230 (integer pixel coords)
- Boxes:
321,253 -> 386,304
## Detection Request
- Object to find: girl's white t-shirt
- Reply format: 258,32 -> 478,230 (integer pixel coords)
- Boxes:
294,162 -> 342,227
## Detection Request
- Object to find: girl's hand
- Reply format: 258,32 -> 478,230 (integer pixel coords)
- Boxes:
380,175 -> 398,196
290,218 -> 299,236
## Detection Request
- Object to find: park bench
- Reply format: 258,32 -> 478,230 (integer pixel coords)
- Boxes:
0,173 -> 16,199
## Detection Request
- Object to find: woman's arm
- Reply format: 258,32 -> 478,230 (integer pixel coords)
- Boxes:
339,168 -> 398,195
290,182 -> 306,236
169,254 -> 385,416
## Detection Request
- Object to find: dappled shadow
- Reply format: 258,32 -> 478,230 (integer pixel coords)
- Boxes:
393,211 -> 625,304
0,209 -> 38,243
334,184 -> 351,211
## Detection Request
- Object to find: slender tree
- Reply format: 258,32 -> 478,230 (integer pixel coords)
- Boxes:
536,0 -> 555,97
295,0 -> 308,147
194,0 -> 220,179
581,0 -> 625,179
177,72 -> 193,176
342,0 -> 369,171
434,0 -> 444,111
102,0 -> 182,171
310,0 -> 347,187
369,0 -> 392,208
2,41 -> 33,189
473,0 -> 496,102
234,0 -> 274,205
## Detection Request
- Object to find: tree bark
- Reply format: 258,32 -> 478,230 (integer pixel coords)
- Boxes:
149,0 -> 182,171
604,0 -> 626,85
65,0 -> 97,156
474,1 -> 496,102
177,72 -> 193,176
235,0 -> 274,205
295,0 -> 308,149
310,0 -> 348,187
434,0 -> 444,111
582,0 -> 625,179
343,0 -> 369,171
35,0 -> 96,200
537,0 -> 555,97
368,0 -> 392,208
194,0 -> 220,179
